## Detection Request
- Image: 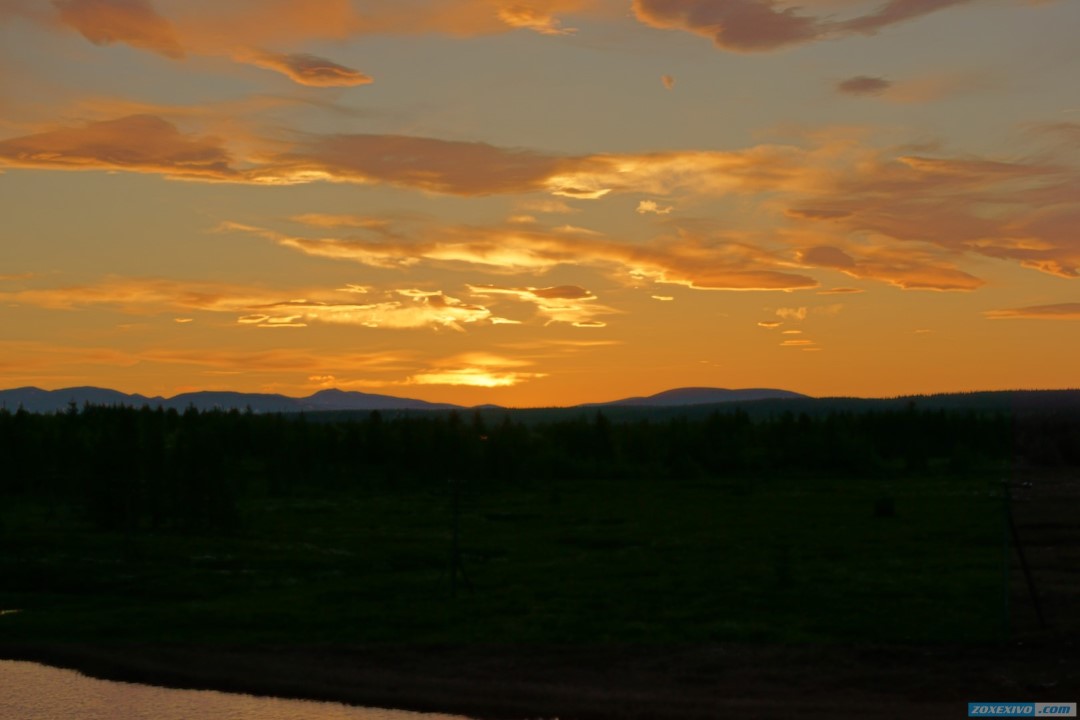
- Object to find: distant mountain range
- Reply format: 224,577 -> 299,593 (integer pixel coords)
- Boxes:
0,386 -> 459,414
1,385 -> 1077,416
0,385 -> 806,414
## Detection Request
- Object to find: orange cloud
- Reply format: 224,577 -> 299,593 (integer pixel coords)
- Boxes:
0,115 -> 236,179
632,0 -> 821,52
290,214 -> 402,231
632,0 -> 986,53
985,303 -> 1080,320
800,245 -> 857,269
776,306 -> 807,321
224,220 -> 819,292
498,4 -> 576,34
68,0 -> 594,88
976,206 -> 1080,279
468,284 -> 617,327
149,0 -> 607,51
224,135 -> 816,199
42,0 -> 370,87
797,244 -> 984,291
836,75 -> 892,96
0,277 -> 512,331
784,208 -> 852,220
781,140 -> 1079,283
263,133 -> 562,194
233,48 -> 374,87
243,292 -> 501,331
542,144 -> 808,199
54,0 -> 184,58
817,287 -> 863,294
661,74 -> 676,89
0,276 -> 255,312
637,199 -> 674,214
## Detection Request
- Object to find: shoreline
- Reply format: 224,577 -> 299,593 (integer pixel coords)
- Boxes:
4,640 -> 1078,720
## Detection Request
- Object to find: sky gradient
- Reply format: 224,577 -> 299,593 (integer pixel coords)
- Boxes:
1,0 -> 1078,406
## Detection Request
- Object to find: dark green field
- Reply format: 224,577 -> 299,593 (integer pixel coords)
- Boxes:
1,468 -> 1006,646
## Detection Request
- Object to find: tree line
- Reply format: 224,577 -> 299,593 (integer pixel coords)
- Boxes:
0,401 -> 1067,534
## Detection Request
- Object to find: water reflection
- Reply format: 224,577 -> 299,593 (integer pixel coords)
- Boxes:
0,660 -> 471,720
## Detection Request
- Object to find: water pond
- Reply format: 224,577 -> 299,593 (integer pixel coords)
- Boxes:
0,660 -> 471,720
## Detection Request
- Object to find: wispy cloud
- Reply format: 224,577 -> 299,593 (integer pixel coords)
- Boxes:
0,277 -> 513,331
42,0 -> 371,86
233,48 -> 373,87
0,114 -> 237,179
632,0 -> 821,52
55,0 -> 185,58
631,0 -> 981,53
290,213 -> 403,231
836,75 -> 892,96
637,199 -> 674,214
817,287 -> 863,295
797,244 -> 984,291
241,291 -> 501,331
629,0 -> 1054,59
776,306 -> 807,321
985,302 -> 1080,320
468,284 -> 618,327
497,4 -> 577,34
222,220 -> 819,291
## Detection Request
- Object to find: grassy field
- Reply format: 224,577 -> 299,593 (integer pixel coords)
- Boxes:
0,471 -> 1007,647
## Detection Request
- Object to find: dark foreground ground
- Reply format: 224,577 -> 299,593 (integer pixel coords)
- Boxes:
3,468 -> 1077,719
3,637 -> 1078,719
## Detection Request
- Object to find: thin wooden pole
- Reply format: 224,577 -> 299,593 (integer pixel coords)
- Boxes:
1005,480 -> 1047,630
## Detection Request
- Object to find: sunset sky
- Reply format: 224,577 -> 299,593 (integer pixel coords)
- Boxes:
1,0 -> 1078,406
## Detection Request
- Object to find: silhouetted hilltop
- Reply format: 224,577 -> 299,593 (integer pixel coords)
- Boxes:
0,386 -> 163,412
586,387 -> 808,407
300,388 -> 459,412
166,391 -> 301,413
